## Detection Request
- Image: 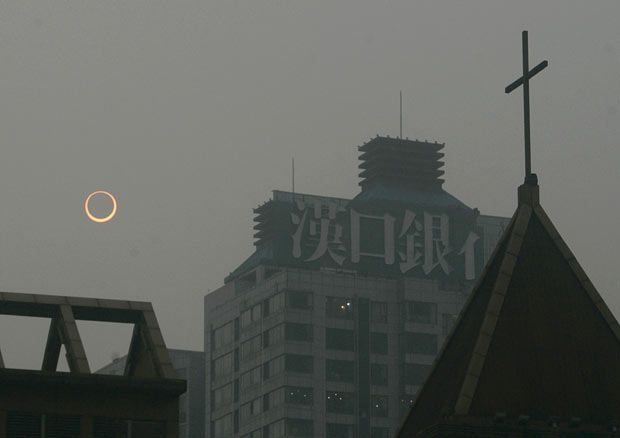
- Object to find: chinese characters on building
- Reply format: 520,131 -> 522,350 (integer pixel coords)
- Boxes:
291,199 -> 480,280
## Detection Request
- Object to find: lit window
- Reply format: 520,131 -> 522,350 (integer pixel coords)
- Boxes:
326,391 -> 355,414
371,395 -> 388,417
326,297 -> 354,319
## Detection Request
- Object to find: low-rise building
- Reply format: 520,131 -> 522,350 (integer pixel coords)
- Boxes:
0,292 -> 185,438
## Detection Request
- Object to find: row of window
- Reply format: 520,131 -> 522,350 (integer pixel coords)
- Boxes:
237,388 -> 392,419
240,386 -> 314,421
212,290 -> 313,352
242,418 -> 313,438
212,354 -> 314,410
227,401 -> 391,438
212,323 -> 315,381
5,413 -> 165,438
325,360 -> 388,386
325,392 -> 389,417
241,424 -> 390,438
212,330 -> 438,384
215,416 -> 315,438
241,290 -> 313,330
215,296 -> 447,349
213,362 -> 431,412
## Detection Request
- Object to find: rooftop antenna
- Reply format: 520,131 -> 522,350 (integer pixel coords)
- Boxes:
399,91 -> 403,139
292,157 -> 295,194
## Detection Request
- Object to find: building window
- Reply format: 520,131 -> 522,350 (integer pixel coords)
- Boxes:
213,414 -> 233,437
265,292 -> 285,317
286,322 -> 313,342
240,334 -> 262,360
326,328 -> 355,351
264,355 -> 285,380
326,359 -> 355,383
264,324 -> 285,348
403,363 -> 432,386
287,290 -> 313,310
370,332 -> 388,355
240,396 -> 263,421
285,354 -> 314,374
9,413 -> 82,438
264,419 -> 286,438
212,383 -> 233,410
326,423 -> 354,438
402,332 -> 437,355
371,395 -> 389,417
326,391 -> 355,414
326,296 -> 354,319
212,352 -> 233,380
241,304 -> 262,328
212,321 -> 234,350
242,429 -> 263,438
287,419 -> 314,437
285,386 -> 314,405
240,366 -> 262,389
404,301 -> 437,324
264,387 -> 285,411
371,427 -> 390,438
442,313 -> 457,336
400,394 -> 416,415
370,363 -> 388,386
370,301 -> 388,323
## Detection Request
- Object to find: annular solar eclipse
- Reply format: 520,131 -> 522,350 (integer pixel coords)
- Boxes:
84,190 -> 117,223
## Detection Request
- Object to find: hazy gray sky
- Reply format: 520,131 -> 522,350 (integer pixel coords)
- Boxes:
1,0 -> 619,370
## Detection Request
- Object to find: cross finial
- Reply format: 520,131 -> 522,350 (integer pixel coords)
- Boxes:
505,31 -> 548,184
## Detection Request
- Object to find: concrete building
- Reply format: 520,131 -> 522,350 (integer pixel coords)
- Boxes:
99,349 -> 205,438
204,137 -> 510,438
0,292 -> 185,438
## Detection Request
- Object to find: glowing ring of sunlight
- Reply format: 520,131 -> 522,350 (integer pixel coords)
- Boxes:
84,191 -> 118,223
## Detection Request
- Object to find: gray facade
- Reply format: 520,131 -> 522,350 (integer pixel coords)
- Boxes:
98,349 -> 205,438
204,219 -> 505,438
204,137 -> 509,437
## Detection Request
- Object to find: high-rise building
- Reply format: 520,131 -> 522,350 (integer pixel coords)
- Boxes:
204,136 -> 509,438
98,349 -> 205,438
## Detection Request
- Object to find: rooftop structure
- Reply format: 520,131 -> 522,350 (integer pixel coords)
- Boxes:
358,137 -> 445,191
206,135 -> 510,438
0,291 -> 185,438
398,181 -> 620,436
399,32 -> 620,437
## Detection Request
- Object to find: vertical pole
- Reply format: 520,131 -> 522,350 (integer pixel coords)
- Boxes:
522,30 -> 531,178
292,158 -> 295,194
399,91 -> 403,139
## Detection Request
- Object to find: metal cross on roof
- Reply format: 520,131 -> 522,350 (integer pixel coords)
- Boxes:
505,31 -> 548,181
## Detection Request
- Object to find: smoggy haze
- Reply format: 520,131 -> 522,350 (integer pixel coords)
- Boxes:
0,0 -> 619,370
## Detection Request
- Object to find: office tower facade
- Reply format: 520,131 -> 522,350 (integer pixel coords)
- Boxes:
205,137 -> 510,438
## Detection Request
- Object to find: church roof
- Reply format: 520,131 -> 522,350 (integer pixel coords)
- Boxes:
399,180 -> 620,436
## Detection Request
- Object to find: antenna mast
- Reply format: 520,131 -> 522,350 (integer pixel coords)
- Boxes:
399,91 -> 403,138
292,158 -> 295,194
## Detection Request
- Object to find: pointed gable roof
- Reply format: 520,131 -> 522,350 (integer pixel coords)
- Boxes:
399,180 -> 620,436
